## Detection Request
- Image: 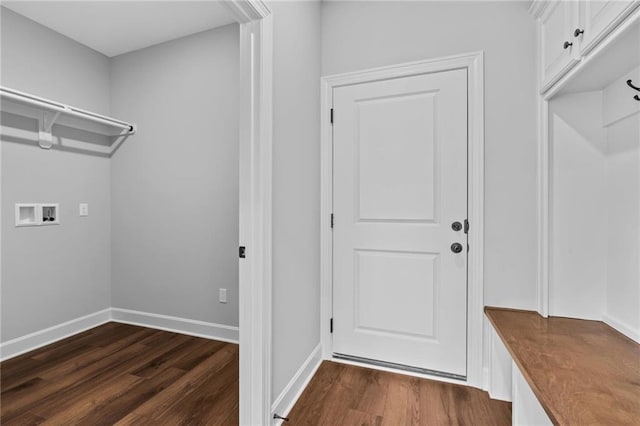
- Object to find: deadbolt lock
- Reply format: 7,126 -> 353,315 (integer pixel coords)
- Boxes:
451,243 -> 463,254
452,221 -> 462,231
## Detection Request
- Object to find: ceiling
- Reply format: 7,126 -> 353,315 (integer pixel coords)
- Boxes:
2,1 -> 237,57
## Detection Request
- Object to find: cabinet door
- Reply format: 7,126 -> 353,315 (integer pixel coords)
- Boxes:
578,0 -> 639,55
540,0 -> 579,90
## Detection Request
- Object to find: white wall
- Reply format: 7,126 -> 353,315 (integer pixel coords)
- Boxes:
109,25 -> 240,327
605,113 -> 640,337
321,0 -> 539,310
549,92 -> 607,320
1,7 -> 111,341
270,0 -> 322,402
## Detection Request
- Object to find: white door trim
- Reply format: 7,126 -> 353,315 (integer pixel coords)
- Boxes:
226,1 -> 273,425
320,51 -> 485,388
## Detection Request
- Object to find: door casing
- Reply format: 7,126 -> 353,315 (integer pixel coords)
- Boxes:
227,1 -> 273,425
319,51 -> 485,389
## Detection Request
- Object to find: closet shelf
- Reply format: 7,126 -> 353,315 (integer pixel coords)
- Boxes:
0,86 -> 136,150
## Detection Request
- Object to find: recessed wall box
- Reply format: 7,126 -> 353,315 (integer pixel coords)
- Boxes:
40,204 -> 60,225
15,204 -> 38,227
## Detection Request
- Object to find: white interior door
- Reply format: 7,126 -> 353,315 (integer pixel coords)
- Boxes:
332,69 -> 468,378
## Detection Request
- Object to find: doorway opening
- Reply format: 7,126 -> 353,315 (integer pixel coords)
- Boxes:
0,1 -> 273,423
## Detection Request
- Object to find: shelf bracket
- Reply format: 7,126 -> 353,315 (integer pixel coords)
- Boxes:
38,110 -> 61,149
108,127 -> 134,156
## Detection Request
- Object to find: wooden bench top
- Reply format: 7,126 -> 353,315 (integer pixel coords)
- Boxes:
485,307 -> 640,426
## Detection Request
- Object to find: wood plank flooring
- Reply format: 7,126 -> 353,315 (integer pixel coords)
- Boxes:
3,323 -> 512,425
0,322 -> 238,425
286,361 -> 512,425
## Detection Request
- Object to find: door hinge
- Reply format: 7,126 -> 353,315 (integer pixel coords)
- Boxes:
330,108 -> 334,125
330,213 -> 334,229
464,219 -> 469,234
330,318 -> 333,333
239,246 -> 246,258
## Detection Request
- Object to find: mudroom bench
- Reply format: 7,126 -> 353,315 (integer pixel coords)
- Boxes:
485,307 -> 640,425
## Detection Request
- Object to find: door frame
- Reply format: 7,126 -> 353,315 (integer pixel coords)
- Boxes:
319,51 -> 485,388
225,1 -> 273,425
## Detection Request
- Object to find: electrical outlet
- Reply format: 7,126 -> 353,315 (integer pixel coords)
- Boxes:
79,203 -> 89,216
219,288 -> 227,303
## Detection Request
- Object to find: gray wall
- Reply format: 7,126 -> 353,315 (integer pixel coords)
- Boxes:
321,1 -> 539,310
1,7 -> 111,341
109,25 -> 240,326
271,1 -> 322,401
1,9 -> 240,342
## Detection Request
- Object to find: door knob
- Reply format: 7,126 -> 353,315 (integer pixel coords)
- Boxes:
451,243 -> 463,254
452,221 -> 462,231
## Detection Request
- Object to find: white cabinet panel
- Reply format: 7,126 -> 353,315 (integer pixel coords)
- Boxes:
533,0 -> 639,92
540,0 -> 580,90
488,326 -> 512,402
512,362 -> 554,426
578,0 -> 639,55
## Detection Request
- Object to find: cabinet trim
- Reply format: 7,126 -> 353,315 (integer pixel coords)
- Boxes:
529,0 -> 552,20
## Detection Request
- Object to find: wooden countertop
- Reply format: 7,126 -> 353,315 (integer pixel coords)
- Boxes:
485,307 -> 640,426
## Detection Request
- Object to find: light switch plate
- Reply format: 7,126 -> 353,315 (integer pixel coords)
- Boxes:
219,288 -> 227,303
79,203 -> 89,216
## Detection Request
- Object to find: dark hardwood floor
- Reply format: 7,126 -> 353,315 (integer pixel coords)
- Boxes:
0,322 -> 238,425
287,361 -> 512,426
3,323 -> 511,425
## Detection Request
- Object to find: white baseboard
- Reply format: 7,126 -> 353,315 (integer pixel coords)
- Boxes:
603,314 -> 640,344
1,307 -> 239,362
0,308 -> 111,361
110,308 -> 239,344
271,343 -> 322,425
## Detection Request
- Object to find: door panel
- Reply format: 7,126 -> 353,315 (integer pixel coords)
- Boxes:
355,250 -> 438,339
357,91 -> 438,222
332,69 -> 468,377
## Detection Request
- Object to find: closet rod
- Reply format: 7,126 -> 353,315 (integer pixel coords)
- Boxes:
0,86 -> 136,133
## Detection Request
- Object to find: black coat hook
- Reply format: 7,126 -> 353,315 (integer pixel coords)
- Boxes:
627,80 -> 640,101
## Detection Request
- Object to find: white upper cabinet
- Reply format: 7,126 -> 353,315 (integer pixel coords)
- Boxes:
578,1 -> 638,54
539,0 -> 580,90
532,0 -> 640,92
